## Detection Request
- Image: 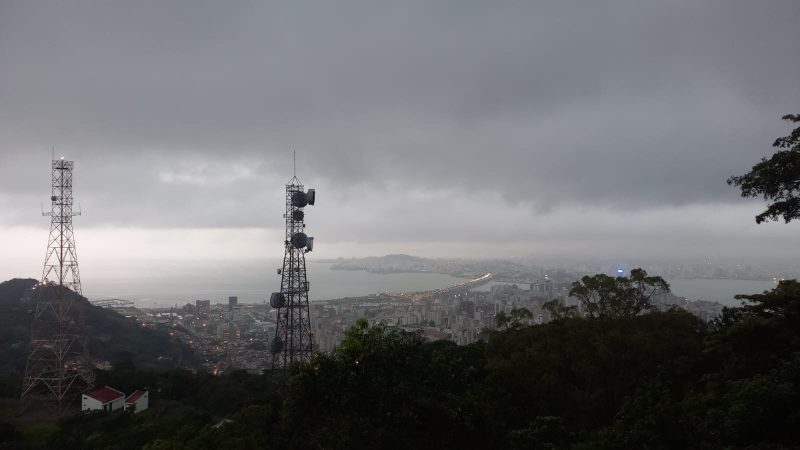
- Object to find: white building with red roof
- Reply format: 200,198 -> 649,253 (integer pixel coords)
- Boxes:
125,390 -> 149,413
82,386 -> 125,412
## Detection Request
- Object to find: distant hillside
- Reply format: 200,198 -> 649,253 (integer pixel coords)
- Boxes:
0,279 -> 37,389
0,278 -> 197,393
327,254 -> 431,273
324,255 -> 569,281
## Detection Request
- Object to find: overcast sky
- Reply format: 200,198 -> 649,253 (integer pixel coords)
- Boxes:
1,0 -> 799,283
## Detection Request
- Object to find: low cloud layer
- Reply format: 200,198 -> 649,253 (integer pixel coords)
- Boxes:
1,1 -> 799,273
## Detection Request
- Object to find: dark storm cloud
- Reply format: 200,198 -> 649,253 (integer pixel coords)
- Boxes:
1,0 -> 799,228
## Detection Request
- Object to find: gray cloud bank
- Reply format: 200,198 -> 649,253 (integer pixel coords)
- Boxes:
1,1 -> 799,261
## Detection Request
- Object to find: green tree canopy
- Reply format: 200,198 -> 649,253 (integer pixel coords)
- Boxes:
8,286 -> 800,449
495,307 -> 534,329
569,268 -> 670,318
542,299 -> 578,321
728,114 -> 800,223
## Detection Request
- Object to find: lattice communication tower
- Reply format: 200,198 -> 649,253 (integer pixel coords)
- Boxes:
21,157 -> 94,415
270,174 -> 316,369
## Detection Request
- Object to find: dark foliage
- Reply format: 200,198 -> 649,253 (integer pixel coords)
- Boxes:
0,278 -> 197,386
728,114 -> 800,223
569,268 -> 670,318
496,307 -> 535,329
3,282 -> 800,449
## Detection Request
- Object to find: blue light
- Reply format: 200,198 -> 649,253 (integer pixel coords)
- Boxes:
616,268 -> 624,274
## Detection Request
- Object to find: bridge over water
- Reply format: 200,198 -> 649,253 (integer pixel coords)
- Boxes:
423,273 -> 493,298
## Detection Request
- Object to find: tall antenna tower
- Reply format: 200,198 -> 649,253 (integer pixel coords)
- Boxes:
21,157 -> 94,415
270,161 -> 316,369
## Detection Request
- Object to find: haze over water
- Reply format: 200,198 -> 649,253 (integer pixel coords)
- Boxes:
81,260 -> 468,307
78,259 -> 777,308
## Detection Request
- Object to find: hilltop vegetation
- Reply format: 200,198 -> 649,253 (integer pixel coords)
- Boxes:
0,278 -> 197,397
2,280 -> 798,449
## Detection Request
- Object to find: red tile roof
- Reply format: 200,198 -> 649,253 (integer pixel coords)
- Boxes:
85,386 -> 125,404
125,390 -> 147,404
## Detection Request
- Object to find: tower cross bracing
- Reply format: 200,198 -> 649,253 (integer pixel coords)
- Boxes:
21,158 -> 94,415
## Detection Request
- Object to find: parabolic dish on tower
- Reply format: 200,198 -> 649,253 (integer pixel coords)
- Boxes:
291,232 -> 308,249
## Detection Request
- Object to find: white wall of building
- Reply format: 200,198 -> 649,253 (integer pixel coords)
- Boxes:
127,391 -> 149,413
81,395 -> 103,412
81,395 -> 125,412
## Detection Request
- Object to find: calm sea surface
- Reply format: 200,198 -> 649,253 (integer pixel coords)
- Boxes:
81,260 -> 779,308
83,261 -> 468,307
668,278 -> 777,307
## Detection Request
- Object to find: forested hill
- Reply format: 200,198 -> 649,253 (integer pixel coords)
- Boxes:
0,278 -> 38,304
0,279 -> 41,386
0,278 -> 196,393
2,280 -> 797,449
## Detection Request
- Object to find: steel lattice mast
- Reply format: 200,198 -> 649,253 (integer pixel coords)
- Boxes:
21,157 -> 94,415
270,173 -> 316,369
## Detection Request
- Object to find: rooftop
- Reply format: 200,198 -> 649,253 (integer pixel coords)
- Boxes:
126,390 -> 147,404
85,386 -> 125,404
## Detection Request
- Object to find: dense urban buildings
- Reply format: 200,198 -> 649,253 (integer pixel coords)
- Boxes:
104,266 -> 725,375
